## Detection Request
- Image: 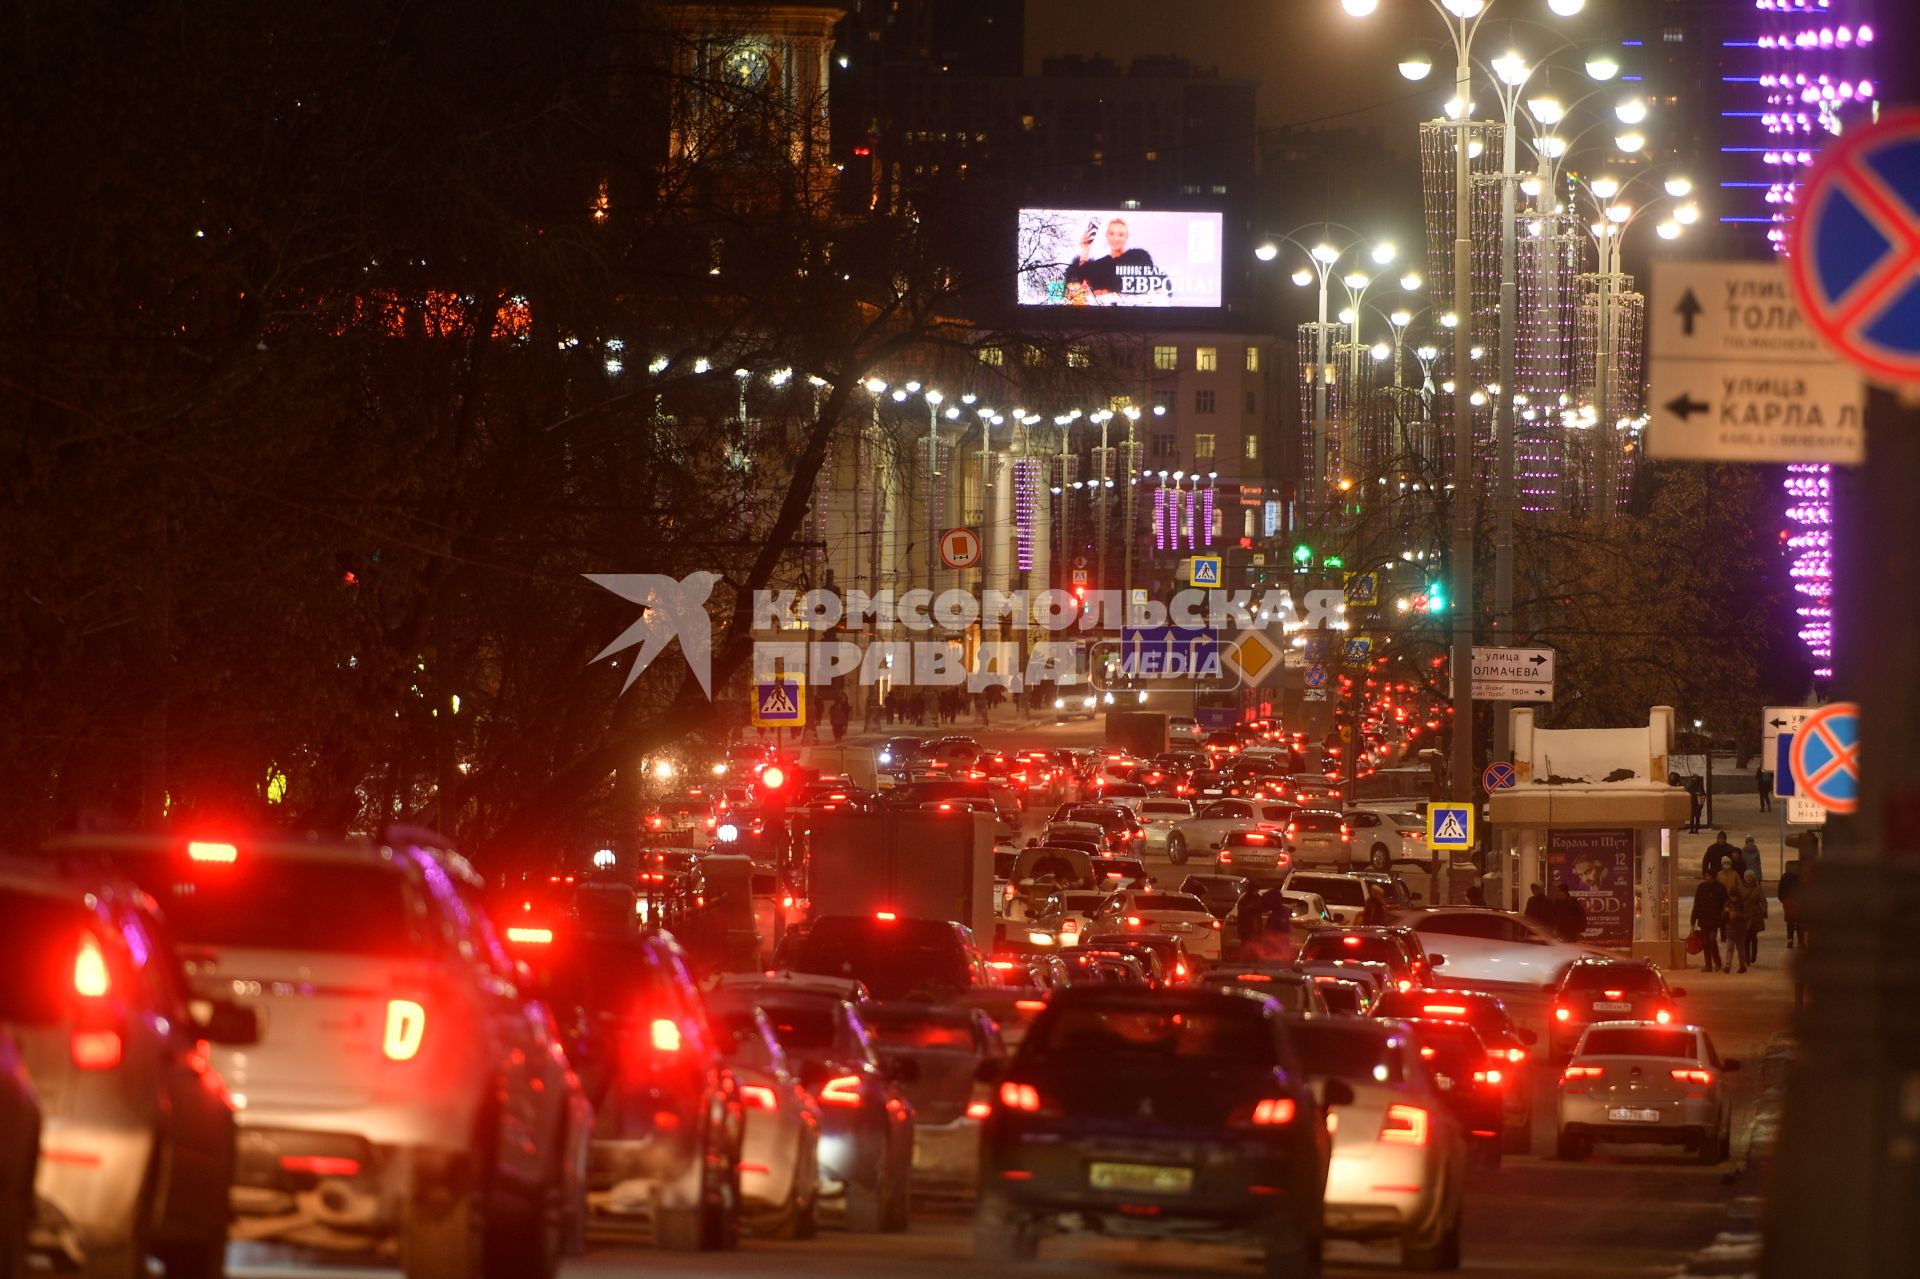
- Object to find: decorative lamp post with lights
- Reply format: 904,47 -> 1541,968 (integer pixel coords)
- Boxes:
1345,0 -> 1588,840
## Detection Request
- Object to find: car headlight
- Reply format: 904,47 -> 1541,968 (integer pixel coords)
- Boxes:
1102,691 -> 1115,705
1136,690 -> 1147,703
879,751 -> 891,764
1053,697 -> 1065,709
1084,696 -> 1097,708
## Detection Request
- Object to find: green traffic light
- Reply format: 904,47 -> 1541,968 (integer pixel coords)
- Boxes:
1323,555 -> 1344,569
1292,543 -> 1312,566
1426,582 -> 1447,612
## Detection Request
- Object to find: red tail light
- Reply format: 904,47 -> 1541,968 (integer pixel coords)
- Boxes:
1381,1104 -> 1429,1145
650,1018 -> 684,1053
1669,1068 -> 1713,1085
1340,825 -> 1352,841
1553,1004 -> 1571,1022
383,999 -> 427,1061
1562,1064 -> 1604,1082
1125,916 -> 1143,927
1473,1068 -> 1504,1086
1250,1098 -> 1297,1125
875,910 -> 897,922
965,1100 -> 993,1119
187,841 -> 239,864
505,926 -> 553,945
1014,999 -> 1048,1013
819,1074 -> 863,1107
998,1081 -> 1041,1112
1654,1007 -> 1674,1025
1603,989 -> 1625,1000
74,933 -> 111,998
740,1084 -> 778,1110
1505,1047 -> 1528,1064
70,1029 -> 122,1070
280,1154 -> 361,1176
1422,1004 -> 1468,1017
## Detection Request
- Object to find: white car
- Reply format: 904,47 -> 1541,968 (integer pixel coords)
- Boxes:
1137,797 -> 1196,852
1344,810 -> 1429,871
1089,779 -> 1150,815
1291,1017 -> 1468,1270
1052,690 -> 1099,719
48,832 -> 590,1279
1090,890 -> 1224,961
714,1006 -> 822,1237
1168,715 -> 1202,745
1391,907 -> 1598,999
1557,1022 -> 1738,1164
1285,871 -> 1374,925
1036,890 -> 1114,947
1165,798 -> 1297,865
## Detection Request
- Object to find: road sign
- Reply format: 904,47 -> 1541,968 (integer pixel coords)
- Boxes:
1304,663 -> 1327,689
1470,645 -> 1555,702
1223,631 -> 1285,686
1483,761 -> 1517,791
1303,687 -> 1329,702
1789,701 -> 1860,815
1188,555 -> 1223,587
1787,107 -> 1920,387
939,527 -> 981,569
1428,803 -> 1475,853
1118,626 -> 1217,677
752,679 -> 806,728
1788,796 -> 1829,827
1071,568 -> 1089,587
1762,706 -> 1818,797
1646,259 -> 1863,464
1344,635 -> 1374,664
1343,571 -> 1379,607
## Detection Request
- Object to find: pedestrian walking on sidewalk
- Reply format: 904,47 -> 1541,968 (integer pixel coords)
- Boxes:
1691,870 -> 1729,973
1756,764 -> 1773,812
1738,869 -> 1767,967
1725,872 -> 1756,973
1740,836 -> 1764,885
1779,861 -> 1805,948
1702,831 -> 1739,878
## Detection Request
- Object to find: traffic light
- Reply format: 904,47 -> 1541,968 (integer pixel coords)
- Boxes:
1322,554 -> 1344,569
758,762 -> 788,817
1425,581 -> 1447,613
1292,542 -> 1312,569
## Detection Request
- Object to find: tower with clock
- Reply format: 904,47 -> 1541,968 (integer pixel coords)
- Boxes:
665,4 -> 843,209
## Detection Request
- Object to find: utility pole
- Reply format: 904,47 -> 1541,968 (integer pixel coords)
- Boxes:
1448,64 -> 1477,850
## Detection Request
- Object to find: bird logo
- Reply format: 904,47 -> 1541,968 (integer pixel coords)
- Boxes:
585,572 -> 722,696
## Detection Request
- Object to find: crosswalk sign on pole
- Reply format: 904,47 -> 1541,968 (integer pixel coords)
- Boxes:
1427,803 -> 1475,854
752,680 -> 807,728
1187,555 -> 1223,587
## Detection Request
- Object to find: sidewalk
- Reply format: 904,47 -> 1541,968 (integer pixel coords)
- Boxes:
1667,790 -> 1821,885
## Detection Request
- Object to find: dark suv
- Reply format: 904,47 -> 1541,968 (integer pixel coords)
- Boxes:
787,915 -> 983,1001
976,986 -> 1336,1277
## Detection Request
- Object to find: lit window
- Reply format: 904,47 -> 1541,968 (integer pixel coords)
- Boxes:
1153,345 -> 1179,370
1067,346 -> 1091,368
1196,347 -> 1218,372
1245,346 -> 1260,372
1244,434 -> 1259,460
978,346 -> 1004,366
1195,433 -> 1216,459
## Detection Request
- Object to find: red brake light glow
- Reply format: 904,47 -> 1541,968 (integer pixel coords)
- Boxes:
1654,1008 -> 1674,1025
998,1081 -> 1041,1112
650,1018 -> 683,1053
1014,999 -> 1048,1013
1423,1004 -> 1468,1017
382,999 -> 427,1061
1251,1098 -> 1296,1125
280,1154 -> 361,1176
1562,1064 -> 1604,1082
966,1100 -> 994,1119
1381,1104 -> 1429,1145
187,841 -> 239,864
74,933 -> 111,998
820,1074 -> 863,1107
70,1029 -> 122,1070
1554,1005 -> 1571,1022
759,765 -> 786,789
875,910 -> 897,922
505,926 -> 553,945
1342,936 -> 1363,948
1505,1047 -> 1528,1064
1670,1068 -> 1712,1085
740,1084 -> 778,1111
1473,1068 -> 1504,1086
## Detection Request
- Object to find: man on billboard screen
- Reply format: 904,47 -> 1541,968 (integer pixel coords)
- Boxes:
1017,208 -> 1222,308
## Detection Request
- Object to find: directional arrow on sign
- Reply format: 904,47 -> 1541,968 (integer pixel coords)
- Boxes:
1528,654 -> 1547,668
1676,287 -> 1703,336
1664,392 -> 1709,422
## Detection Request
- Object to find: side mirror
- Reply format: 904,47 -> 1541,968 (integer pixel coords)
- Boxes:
1721,1059 -> 1741,1072
1518,1028 -> 1538,1046
1670,987 -> 1688,998
1318,1078 -> 1357,1108
194,998 -> 261,1047
1427,954 -> 1446,968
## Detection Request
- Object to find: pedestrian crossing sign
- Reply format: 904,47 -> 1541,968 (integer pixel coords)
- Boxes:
1427,803 -> 1474,853
1188,555 -> 1223,587
752,680 -> 806,728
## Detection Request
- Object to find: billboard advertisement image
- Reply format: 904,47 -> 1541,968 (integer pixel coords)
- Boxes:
1546,828 -> 1635,950
1017,208 -> 1223,308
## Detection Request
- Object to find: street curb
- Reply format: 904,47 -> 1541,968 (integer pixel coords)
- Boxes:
1667,1035 -> 1793,1278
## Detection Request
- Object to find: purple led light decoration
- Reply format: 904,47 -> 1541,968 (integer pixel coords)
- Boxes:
1013,460 -> 1039,573
1153,486 -> 1169,551
1200,486 -> 1216,549
1784,463 -> 1833,679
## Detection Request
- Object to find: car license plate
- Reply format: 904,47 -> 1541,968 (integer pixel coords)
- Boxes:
1593,1001 -> 1631,1012
1088,1162 -> 1193,1194
1607,1107 -> 1661,1123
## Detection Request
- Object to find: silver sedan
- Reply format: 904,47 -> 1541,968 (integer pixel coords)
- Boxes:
1556,1022 -> 1739,1164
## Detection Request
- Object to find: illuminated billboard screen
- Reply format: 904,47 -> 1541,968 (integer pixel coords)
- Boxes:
1017,208 -> 1223,309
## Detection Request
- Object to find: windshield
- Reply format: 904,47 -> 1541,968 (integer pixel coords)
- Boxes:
136,858 -> 426,957
1564,965 -> 1664,991
1291,1022 -> 1406,1084
1580,1028 -> 1698,1058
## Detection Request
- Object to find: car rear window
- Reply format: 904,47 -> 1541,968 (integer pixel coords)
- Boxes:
1314,982 -> 1365,1015
1027,1004 -> 1275,1067
1300,933 -> 1405,967
792,919 -> 970,999
1130,894 -> 1206,912
142,859 -> 425,957
1374,991 -> 1505,1033
1141,801 -> 1191,817
1291,876 -> 1366,905
1293,812 -> 1344,832
865,1010 -> 977,1051
1564,965 -> 1664,991
756,1004 -> 840,1052
1290,1022 -> 1406,1084
1581,1028 -> 1697,1058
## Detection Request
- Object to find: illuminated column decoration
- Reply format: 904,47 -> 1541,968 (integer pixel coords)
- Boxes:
1200,485 -> 1217,550
1785,464 -> 1834,680
1183,488 -> 1197,551
1753,4 -> 1873,683
1297,321 -> 1351,493
1153,486 -> 1169,551
1570,280 -> 1647,515
1013,459 -> 1041,575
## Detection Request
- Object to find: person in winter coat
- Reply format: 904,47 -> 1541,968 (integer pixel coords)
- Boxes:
1522,882 -> 1553,930
1738,869 -> 1767,967
1724,871 -> 1756,973
1741,836 -> 1764,885
1547,883 -> 1587,943
1702,831 -> 1739,878
1691,870 -> 1729,973
1778,861 -> 1805,948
